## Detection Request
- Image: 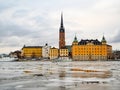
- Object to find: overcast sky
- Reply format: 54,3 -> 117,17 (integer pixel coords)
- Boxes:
0,0 -> 120,54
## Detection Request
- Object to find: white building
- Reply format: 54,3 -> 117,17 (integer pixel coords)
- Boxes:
42,43 -> 51,59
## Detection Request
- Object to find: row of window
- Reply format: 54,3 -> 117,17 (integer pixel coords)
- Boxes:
73,48 -> 106,50
74,54 -> 106,55
23,52 -> 42,54
60,54 -> 68,56
73,52 -> 106,54
50,52 -> 58,54
24,53 -> 42,55
74,51 -> 106,53
49,54 -> 58,56
24,50 -> 42,52
60,52 -> 68,54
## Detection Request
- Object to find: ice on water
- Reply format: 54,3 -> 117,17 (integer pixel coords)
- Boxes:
0,60 -> 120,90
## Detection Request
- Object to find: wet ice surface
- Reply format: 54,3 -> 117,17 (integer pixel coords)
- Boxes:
0,61 -> 120,90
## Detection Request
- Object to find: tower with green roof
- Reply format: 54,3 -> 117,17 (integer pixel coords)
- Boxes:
101,35 -> 107,44
72,35 -> 78,45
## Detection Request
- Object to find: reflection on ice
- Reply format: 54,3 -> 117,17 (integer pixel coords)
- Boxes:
0,61 -> 120,90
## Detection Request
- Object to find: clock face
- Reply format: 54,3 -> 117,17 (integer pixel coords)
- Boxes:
60,29 -> 64,32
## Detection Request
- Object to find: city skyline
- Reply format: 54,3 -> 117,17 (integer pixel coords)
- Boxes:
0,0 -> 120,54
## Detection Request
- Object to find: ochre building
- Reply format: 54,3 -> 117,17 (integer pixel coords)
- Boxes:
49,47 -> 59,59
22,45 -> 42,58
72,36 -> 112,60
59,48 -> 69,57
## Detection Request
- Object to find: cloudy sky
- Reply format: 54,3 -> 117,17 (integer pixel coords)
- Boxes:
0,0 -> 120,54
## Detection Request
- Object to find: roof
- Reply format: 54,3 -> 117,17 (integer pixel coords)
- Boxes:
51,47 -> 58,49
73,35 -> 78,43
65,45 -> 71,52
23,46 -> 42,49
107,45 -> 112,47
101,35 -> 107,43
78,39 -> 102,45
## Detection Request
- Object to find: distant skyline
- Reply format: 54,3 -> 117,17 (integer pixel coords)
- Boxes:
0,0 -> 120,53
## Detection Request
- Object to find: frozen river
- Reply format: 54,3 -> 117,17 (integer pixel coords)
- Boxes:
0,60 -> 120,90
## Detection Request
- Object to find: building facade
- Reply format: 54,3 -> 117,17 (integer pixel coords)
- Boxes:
72,36 -> 112,60
22,45 -> 42,58
42,43 -> 51,59
59,13 -> 65,49
113,50 -> 120,60
49,47 -> 59,59
59,47 -> 69,60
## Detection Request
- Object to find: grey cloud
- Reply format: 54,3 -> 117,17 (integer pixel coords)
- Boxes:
0,21 -> 34,47
0,19 -> 58,48
32,16 -> 50,27
111,30 -> 120,43
0,4 -> 9,12
0,0 -> 17,12
0,5 -> 59,48
12,9 -> 30,18
0,22 -> 32,38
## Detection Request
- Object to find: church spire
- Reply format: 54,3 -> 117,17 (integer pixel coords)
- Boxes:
101,35 -> 107,44
72,35 -> 78,45
59,12 -> 65,49
61,12 -> 63,27
59,12 -> 65,32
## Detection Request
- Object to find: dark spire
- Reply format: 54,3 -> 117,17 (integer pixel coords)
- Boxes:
74,35 -> 78,42
61,12 -> 63,27
59,12 -> 65,49
102,35 -> 105,41
101,35 -> 107,44
23,45 -> 26,47
59,12 -> 65,32
72,35 -> 78,45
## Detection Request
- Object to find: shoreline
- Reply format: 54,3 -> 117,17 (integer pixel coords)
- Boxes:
0,58 -> 120,62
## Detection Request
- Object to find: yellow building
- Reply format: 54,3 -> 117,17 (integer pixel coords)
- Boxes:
59,47 -> 69,60
49,47 -> 59,59
59,48 -> 69,57
72,36 -> 112,60
22,45 -> 42,58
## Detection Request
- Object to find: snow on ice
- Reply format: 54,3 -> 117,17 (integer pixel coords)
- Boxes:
0,61 -> 120,90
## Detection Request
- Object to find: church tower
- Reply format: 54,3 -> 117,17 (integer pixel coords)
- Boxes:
101,35 -> 107,44
59,13 -> 65,49
72,35 -> 78,45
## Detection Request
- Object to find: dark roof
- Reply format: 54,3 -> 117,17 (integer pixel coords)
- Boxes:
78,39 -> 102,45
23,46 -> 42,48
